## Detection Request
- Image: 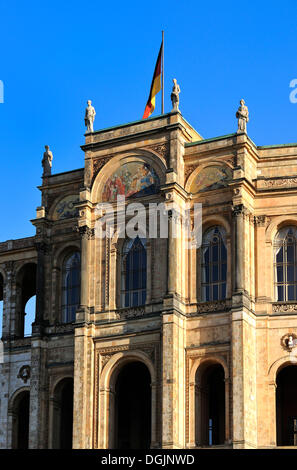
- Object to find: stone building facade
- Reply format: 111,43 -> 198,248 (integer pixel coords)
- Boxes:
1,111 -> 297,448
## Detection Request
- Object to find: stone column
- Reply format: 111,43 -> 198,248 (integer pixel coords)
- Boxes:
73,328 -> 93,449
224,377 -> 231,443
161,313 -> 186,448
167,210 -> 177,296
2,261 -> 15,339
29,338 -> 48,448
232,205 -> 245,293
77,226 -> 93,321
34,242 -> 47,325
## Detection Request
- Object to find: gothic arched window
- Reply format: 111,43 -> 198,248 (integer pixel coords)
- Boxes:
121,237 -> 147,308
274,226 -> 297,301
62,252 -> 80,323
201,226 -> 227,301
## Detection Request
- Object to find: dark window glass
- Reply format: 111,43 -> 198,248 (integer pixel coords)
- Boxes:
201,226 -> 227,302
121,237 -> 147,307
275,227 -> 297,302
62,252 -> 80,323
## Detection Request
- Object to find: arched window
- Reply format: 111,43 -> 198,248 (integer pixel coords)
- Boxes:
62,252 -> 80,323
121,237 -> 147,308
201,226 -> 227,301
274,226 -> 297,301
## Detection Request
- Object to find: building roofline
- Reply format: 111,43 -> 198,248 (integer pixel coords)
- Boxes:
43,168 -> 84,179
88,111 -> 201,139
258,143 -> 297,149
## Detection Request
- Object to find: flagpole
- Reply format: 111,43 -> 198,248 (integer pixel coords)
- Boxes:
162,30 -> 164,114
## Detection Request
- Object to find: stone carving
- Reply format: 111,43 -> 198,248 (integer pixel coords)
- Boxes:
281,333 -> 297,351
144,142 -> 170,162
185,165 -> 197,182
273,303 -> 297,314
84,100 -> 96,133
17,365 -> 31,383
75,225 -> 94,240
171,78 -> 180,112
42,145 -> 53,176
193,300 -> 228,315
91,156 -> 113,186
262,177 -> 297,188
116,306 -> 146,319
232,204 -> 250,219
236,99 -> 249,133
254,215 -> 267,226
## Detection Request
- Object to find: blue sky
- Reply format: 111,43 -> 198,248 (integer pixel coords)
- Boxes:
1,0 -> 297,242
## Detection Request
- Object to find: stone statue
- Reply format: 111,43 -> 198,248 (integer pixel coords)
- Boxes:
288,335 -> 294,350
171,78 -> 180,112
84,100 -> 96,133
236,99 -> 249,133
42,145 -> 53,176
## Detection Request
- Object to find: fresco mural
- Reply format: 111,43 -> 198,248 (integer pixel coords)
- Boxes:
102,162 -> 160,202
191,165 -> 232,193
53,195 -> 79,220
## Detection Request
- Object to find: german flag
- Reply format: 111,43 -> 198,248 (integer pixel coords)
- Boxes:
142,41 -> 163,119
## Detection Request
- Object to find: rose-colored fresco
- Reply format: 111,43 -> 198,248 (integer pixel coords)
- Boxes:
191,165 -> 232,193
102,162 -> 160,202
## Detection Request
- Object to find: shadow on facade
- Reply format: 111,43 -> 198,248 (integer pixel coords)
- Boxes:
51,377 -> 74,449
11,390 -> 30,449
114,361 -> 151,449
276,365 -> 297,446
195,362 -> 225,446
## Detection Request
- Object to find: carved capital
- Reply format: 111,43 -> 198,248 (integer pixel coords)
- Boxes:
232,204 -> 250,219
75,225 -> 94,240
254,215 -> 267,227
34,241 -> 51,255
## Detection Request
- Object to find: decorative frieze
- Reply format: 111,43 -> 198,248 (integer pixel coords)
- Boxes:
190,300 -> 229,315
262,177 -> 297,188
116,306 -> 146,319
273,303 -> 297,313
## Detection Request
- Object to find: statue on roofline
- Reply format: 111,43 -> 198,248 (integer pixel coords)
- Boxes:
84,100 -> 96,133
236,99 -> 249,133
42,145 -> 53,176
